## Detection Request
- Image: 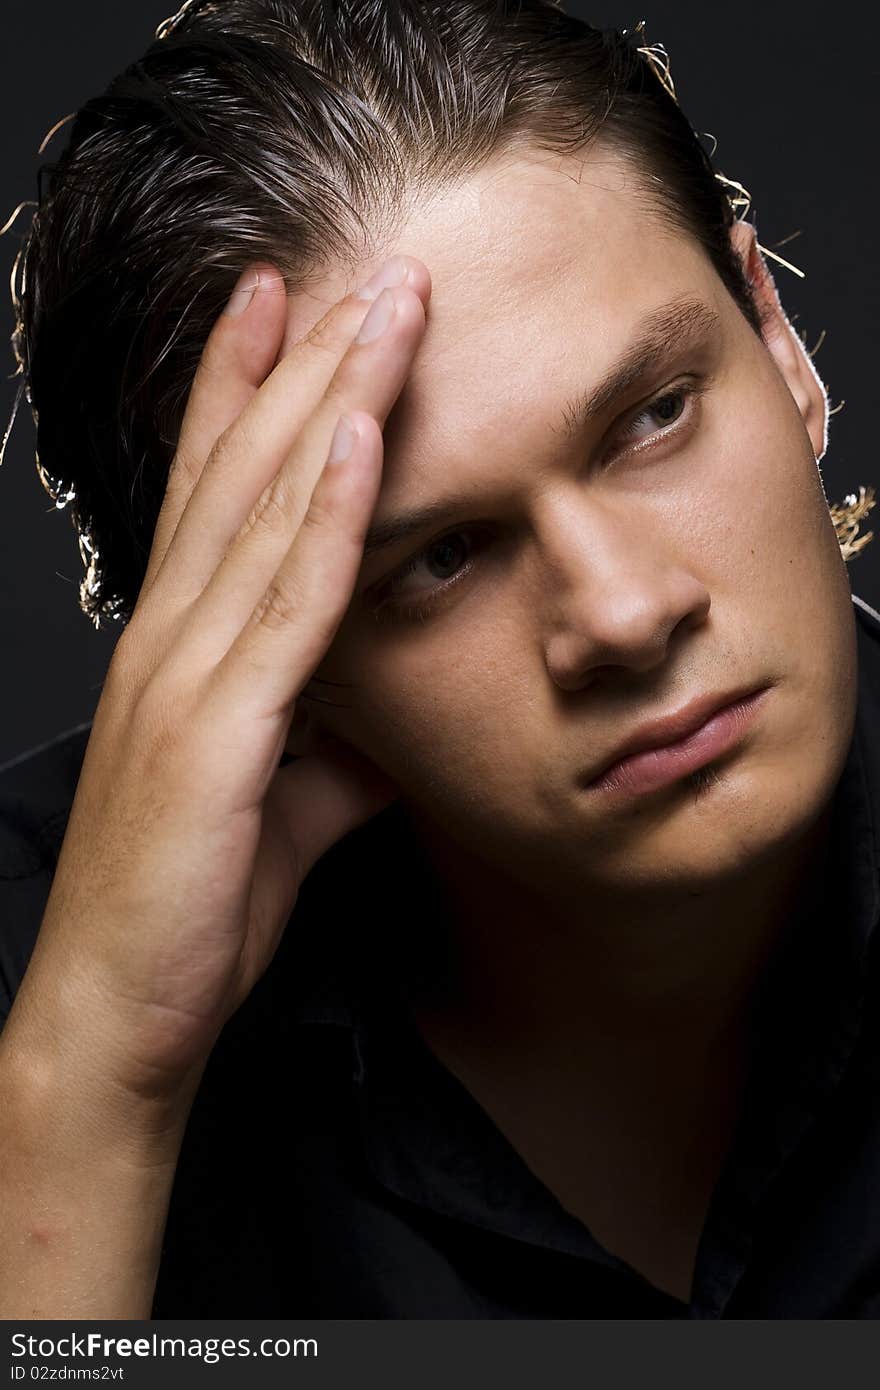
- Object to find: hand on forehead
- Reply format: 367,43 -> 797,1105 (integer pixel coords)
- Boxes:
278,258 -> 403,359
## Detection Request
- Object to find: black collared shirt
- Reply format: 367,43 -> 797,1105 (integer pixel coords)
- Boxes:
2,593 -> 880,1319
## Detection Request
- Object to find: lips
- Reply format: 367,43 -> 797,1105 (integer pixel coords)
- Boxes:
584,683 -> 769,788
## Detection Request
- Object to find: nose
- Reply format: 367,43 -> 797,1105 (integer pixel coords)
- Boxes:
539,495 -> 712,692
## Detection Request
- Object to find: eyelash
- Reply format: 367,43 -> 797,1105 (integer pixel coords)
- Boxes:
371,380 -> 705,625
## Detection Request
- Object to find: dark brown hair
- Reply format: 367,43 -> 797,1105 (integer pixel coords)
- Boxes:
5,0 -> 873,628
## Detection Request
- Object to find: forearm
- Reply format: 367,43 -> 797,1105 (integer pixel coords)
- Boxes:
0,989 -> 200,1320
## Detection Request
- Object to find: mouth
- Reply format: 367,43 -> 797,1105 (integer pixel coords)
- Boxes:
580,684 -> 772,800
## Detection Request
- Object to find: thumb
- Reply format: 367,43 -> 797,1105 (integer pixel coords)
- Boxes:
272,735 -> 401,883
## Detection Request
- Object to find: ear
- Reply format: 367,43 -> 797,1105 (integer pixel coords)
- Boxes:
729,218 -> 829,461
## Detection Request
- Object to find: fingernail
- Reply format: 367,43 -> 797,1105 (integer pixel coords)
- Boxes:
356,288 -> 397,344
356,257 -> 408,300
223,267 -> 260,316
327,413 -> 358,465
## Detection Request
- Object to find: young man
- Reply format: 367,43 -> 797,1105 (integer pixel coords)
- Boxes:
1,1 -> 878,1320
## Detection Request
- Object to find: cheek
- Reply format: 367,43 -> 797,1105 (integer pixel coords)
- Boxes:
346,635 -> 528,797
323,587 -> 547,818
669,370 -> 835,601
682,371 -> 855,762
734,394 -> 846,615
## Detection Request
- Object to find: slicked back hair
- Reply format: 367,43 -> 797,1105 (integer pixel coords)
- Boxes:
6,1 -> 870,627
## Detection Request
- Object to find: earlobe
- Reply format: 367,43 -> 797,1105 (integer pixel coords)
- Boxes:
729,219 -> 829,460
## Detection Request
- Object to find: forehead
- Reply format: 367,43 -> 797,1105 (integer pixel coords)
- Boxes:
286,145 -> 727,480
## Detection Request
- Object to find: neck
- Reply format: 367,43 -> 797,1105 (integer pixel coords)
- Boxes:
395,796 -> 835,1062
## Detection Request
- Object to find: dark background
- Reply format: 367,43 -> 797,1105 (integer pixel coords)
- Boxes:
1,2 -> 877,764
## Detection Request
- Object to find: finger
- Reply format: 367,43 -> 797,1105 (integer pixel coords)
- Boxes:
143,256 -> 431,616
176,283 -> 425,661
141,264 -> 289,595
205,408 -> 382,722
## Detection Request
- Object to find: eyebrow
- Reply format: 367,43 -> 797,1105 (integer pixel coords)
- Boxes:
362,293 -> 721,560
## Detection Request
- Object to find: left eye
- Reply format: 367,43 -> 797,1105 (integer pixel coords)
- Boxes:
611,385 -> 694,450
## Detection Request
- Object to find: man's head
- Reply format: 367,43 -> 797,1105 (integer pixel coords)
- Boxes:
284,145 -> 858,903
9,0 -> 870,900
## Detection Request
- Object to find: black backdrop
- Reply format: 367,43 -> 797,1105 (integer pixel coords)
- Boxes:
1,2 -> 877,764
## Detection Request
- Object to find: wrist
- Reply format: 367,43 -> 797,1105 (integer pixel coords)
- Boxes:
0,983 -> 203,1160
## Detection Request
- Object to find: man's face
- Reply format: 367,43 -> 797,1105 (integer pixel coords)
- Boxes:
287,145 -> 857,897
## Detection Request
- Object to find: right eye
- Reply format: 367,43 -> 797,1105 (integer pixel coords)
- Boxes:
371,526 -> 491,624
